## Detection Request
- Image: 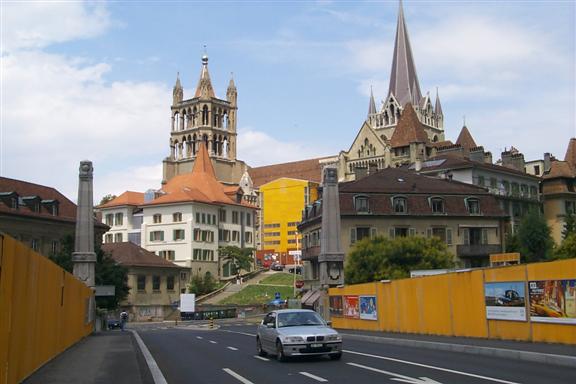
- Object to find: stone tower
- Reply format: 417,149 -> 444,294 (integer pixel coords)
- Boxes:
162,55 -> 247,185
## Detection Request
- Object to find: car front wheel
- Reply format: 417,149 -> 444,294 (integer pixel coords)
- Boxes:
257,337 -> 267,357
276,340 -> 286,362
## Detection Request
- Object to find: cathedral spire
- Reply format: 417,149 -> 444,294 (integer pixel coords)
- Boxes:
435,87 -> 443,116
173,72 -> 183,105
368,86 -> 377,116
388,0 -> 422,107
194,54 -> 216,99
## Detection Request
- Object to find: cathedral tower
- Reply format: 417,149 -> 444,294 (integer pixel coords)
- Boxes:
163,55 -> 247,185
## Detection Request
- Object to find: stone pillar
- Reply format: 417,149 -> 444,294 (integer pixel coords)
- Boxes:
72,160 -> 96,288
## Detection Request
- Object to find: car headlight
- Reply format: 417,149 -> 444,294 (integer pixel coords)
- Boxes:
327,334 -> 342,342
283,336 -> 305,343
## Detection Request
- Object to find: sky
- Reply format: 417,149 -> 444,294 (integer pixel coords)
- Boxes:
1,0 -> 575,203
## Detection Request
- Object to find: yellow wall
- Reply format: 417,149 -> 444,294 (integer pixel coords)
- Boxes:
0,234 -> 93,384
329,259 -> 576,345
260,178 -> 318,254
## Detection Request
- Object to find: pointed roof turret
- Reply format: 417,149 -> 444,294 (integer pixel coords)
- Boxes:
227,72 -> 236,91
390,103 -> 428,148
194,54 -> 216,99
564,138 -> 576,167
435,87 -> 443,116
388,0 -> 422,107
368,86 -> 377,116
172,72 -> 183,105
456,125 -> 478,150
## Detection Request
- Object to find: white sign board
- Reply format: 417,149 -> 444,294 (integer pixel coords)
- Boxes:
180,293 -> 196,312
94,285 -> 116,297
288,250 -> 302,257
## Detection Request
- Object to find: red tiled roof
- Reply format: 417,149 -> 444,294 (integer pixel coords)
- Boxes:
248,157 -> 329,188
390,103 -> 429,148
455,126 -> 478,150
564,138 -> 576,168
0,176 -> 77,221
543,160 -> 576,179
98,191 -> 144,209
419,156 -> 540,180
102,242 -> 182,268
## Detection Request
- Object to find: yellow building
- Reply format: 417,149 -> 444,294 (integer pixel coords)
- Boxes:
259,178 -> 319,264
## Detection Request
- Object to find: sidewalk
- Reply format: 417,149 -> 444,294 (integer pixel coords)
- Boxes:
24,331 -> 153,384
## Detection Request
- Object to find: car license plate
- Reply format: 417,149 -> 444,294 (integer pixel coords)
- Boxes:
310,343 -> 323,348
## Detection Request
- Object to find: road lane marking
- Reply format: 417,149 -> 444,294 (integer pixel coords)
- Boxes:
299,371 -> 329,382
196,336 -> 203,339
254,355 -> 269,361
210,340 -> 218,344
223,368 -> 255,384
220,329 -> 256,337
130,330 -> 168,384
343,350 -> 521,384
347,362 -> 440,384
228,346 -> 239,351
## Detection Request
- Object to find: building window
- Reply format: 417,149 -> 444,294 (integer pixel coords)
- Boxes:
114,233 -> 123,242
196,212 -> 200,223
152,275 -> 161,292
105,234 -> 113,243
219,229 -> 231,242
263,223 -> 280,229
288,222 -> 299,227
213,214 -> 216,225
173,212 -> 182,222
245,232 -> 253,243
534,165 -> 540,175
201,213 -> 206,224
153,214 -> 162,224
466,198 -> 480,214
232,231 -> 240,242
31,239 -> 39,251
150,231 -> 164,242
137,275 -> 146,291
246,213 -> 252,226
529,186 -> 538,198
51,240 -> 59,255
264,232 -> 281,237
490,178 -> 497,189
219,209 -> 227,222
173,229 -> 185,241
393,197 -> 407,213
232,211 -> 239,224
105,214 -> 113,226
355,196 -> 369,213
430,197 -> 444,213
115,213 -> 123,226
159,250 -> 175,261
477,176 -> 485,186
180,272 -> 187,281
350,227 -> 372,244
566,201 -> 576,215
511,183 -> 519,197
167,276 -> 175,291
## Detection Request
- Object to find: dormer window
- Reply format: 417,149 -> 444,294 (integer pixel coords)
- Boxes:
430,197 -> 444,213
0,192 -> 19,209
466,198 -> 480,214
153,214 -> 162,224
22,196 -> 41,213
393,196 -> 407,213
41,200 -> 59,216
354,195 -> 369,213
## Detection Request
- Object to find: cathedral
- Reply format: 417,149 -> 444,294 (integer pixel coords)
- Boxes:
162,54 -> 251,189
337,1 -> 460,181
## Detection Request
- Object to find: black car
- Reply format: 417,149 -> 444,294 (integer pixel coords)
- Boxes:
288,265 -> 302,274
107,319 -> 121,330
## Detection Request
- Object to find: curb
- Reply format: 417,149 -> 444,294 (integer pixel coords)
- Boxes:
340,333 -> 576,368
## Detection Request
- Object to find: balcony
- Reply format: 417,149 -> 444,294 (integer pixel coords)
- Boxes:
302,246 -> 320,260
457,244 -> 502,258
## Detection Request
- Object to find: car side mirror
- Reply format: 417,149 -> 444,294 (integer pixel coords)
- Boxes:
326,321 -> 332,327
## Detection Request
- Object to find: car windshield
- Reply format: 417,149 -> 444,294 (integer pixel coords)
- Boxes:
277,312 -> 325,328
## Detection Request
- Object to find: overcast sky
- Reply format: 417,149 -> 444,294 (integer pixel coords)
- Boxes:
1,0 -> 575,203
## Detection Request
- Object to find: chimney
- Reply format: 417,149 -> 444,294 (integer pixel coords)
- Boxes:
501,150 -> 525,172
544,153 -> 551,173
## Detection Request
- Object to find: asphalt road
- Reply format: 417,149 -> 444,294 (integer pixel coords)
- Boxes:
138,324 -> 575,384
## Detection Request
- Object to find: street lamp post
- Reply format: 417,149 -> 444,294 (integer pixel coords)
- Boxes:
293,231 -> 300,297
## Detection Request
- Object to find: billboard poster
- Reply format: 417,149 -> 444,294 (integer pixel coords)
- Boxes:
484,282 -> 526,321
359,295 -> 378,321
329,296 -> 343,317
343,295 -> 359,318
528,280 -> 576,324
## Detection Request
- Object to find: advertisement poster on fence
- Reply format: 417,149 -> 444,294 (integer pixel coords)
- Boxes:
344,295 -> 359,318
484,282 -> 526,321
359,295 -> 378,320
329,296 -> 343,317
528,280 -> 576,324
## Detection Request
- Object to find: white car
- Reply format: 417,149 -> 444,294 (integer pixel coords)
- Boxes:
256,309 -> 343,361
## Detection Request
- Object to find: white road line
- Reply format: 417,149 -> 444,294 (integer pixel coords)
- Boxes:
223,368 -> 255,384
210,340 -> 218,344
347,362 -> 440,384
220,329 -> 256,337
227,346 -> 239,351
299,371 -> 329,382
196,336 -> 203,339
343,349 -> 521,384
130,330 -> 168,384
254,355 -> 270,361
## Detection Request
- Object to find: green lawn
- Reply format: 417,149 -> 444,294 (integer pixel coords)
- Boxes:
259,272 -> 302,286
218,285 -> 295,305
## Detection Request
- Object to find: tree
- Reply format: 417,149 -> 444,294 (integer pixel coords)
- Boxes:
516,209 -> 553,263
219,246 -> 254,275
552,233 -> 576,260
344,236 -> 454,284
562,212 -> 576,240
99,194 -> 117,206
504,232 -> 520,253
49,234 -> 129,309
187,273 -> 218,295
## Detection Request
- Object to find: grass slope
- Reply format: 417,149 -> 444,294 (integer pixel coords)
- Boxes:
218,285 -> 294,305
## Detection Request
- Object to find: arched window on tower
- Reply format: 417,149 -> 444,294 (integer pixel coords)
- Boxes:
174,112 -> 180,131
192,107 -> 197,127
202,105 -> 209,125
223,137 -> 229,158
192,134 -> 197,155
